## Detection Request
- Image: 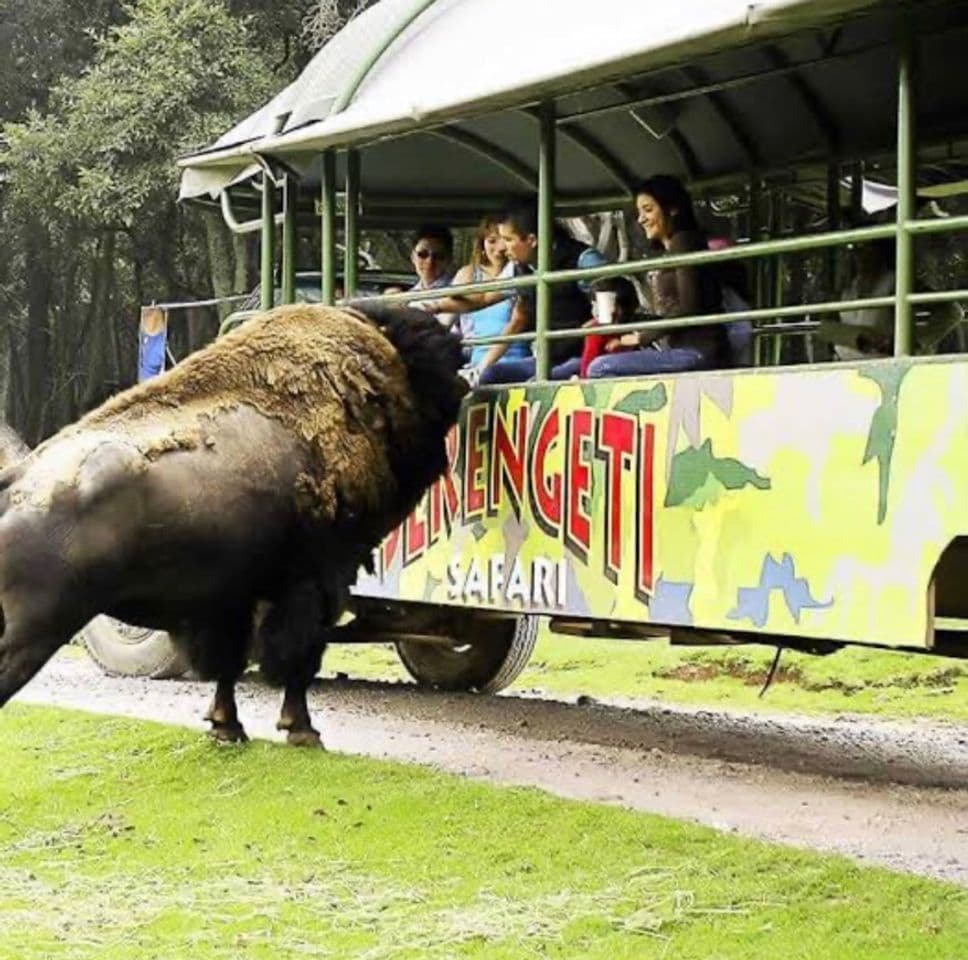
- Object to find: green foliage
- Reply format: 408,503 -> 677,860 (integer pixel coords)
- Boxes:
0,0 -> 127,120
0,0 -> 303,437
3,0 -> 278,228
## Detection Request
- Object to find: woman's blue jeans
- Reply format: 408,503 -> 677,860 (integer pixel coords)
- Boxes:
479,357 -> 581,385
478,347 -> 710,384
586,346 -> 709,377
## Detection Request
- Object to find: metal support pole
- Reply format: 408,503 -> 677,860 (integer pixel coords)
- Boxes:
895,22 -> 917,357
260,172 -> 275,311
825,160 -> 841,295
750,174 -> 763,302
344,149 -> 360,299
772,192 -> 787,365
281,176 -> 297,305
748,174 -> 766,365
535,101 -> 556,381
850,162 -> 864,222
772,193 -> 785,308
321,150 -> 337,306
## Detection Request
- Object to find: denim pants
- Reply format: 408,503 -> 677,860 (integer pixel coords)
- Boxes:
586,346 -> 709,378
478,356 -> 582,385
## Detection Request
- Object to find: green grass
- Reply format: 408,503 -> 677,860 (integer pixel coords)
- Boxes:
324,626 -> 968,722
0,704 -> 964,959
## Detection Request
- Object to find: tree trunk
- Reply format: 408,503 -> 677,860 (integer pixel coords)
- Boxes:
204,210 -> 240,322
233,233 -> 252,297
23,219 -> 53,444
80,232 -> 116,413
4,329 -> 26,433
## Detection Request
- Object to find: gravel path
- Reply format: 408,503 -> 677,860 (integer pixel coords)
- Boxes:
15,651 -> 968,885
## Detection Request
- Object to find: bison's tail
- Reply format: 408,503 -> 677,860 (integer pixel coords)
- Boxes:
349,302 -> 467,425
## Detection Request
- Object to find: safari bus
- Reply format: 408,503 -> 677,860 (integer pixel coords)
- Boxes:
83,0 -> 968,694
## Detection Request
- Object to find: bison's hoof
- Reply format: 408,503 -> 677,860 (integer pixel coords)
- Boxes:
286,729 -> 324,749
209,723 -> 249,744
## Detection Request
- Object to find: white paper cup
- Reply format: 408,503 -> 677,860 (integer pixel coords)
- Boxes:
594,290 -> 618,325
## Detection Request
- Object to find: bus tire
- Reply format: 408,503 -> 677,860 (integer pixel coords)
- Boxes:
81,616 -> 188,679
395,614 -> 538,693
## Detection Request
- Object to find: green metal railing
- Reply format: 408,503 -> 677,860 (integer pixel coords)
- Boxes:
344,149 -> 361,299
281,176 -> 297,305
259,172 -> 275,312
894,18 -> 917,357
321,150 -> 337,305
263,17 -> 967,380
357,213 -> 966,363
535,102 -> 556,380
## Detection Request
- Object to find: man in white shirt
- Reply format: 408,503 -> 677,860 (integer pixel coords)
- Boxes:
820,239 -> 896,360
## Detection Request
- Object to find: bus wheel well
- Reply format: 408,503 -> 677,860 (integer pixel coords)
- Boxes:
931,537 -> 968,657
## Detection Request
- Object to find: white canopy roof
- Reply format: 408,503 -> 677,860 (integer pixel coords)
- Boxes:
179,0 -> 967,212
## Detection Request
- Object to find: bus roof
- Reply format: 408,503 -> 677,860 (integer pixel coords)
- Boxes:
179,0 -> 965,211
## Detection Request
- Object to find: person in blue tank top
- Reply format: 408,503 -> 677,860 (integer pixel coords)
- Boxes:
453,217 -> 530,370
415,216 -> 527,381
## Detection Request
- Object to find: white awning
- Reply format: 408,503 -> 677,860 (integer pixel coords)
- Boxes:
179,0 -> 966,207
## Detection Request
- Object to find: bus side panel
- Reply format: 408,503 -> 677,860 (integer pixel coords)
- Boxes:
353,358 -> 968,649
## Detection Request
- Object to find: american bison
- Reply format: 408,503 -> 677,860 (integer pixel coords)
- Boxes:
0,303 -> 465,745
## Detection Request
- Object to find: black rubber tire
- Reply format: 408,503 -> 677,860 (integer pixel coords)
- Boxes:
81,616 -> 188,679
395,614 -> 538,693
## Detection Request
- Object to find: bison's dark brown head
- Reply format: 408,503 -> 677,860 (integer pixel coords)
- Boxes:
347,302 -> 467,537
350,301 -> 467,429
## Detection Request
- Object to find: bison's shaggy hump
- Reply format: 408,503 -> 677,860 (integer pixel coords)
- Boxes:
81,305 -> 421,523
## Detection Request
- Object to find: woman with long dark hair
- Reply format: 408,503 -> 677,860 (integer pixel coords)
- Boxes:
586,175 -> 728,377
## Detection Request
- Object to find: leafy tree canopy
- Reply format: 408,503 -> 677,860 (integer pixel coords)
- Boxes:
2,0 -> 278,229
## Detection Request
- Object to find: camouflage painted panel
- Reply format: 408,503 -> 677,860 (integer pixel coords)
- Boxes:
354,359 -> 968,649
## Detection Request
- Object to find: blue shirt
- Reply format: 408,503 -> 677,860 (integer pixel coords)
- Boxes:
138,331 -> 167,381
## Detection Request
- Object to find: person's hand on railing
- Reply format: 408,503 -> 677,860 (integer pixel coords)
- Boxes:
410,298 -> 441,313
458,365 -> 481,388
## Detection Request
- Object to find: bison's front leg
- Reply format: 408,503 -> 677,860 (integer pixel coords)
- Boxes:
177,613 -> 252,744
205,676 -> 248,743
258,579 -> 331,748
276,674 -> 325,747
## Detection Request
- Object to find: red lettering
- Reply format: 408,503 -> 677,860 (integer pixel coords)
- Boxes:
381,525 -> 401,576
636,422 -> 656,598
463,403 -> 489,521
441,428 -> 461,528
403,500 -> 427,565
428,483 -> 443,544
564,409 -> 593,562
597,412 -> 636,583
489,404 -> 529,517
529,408 -> 562,536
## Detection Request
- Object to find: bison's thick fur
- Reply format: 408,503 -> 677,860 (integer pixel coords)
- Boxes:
0,303 -> 465,744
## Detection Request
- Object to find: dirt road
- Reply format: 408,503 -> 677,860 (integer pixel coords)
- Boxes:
15,651 -> 968,885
